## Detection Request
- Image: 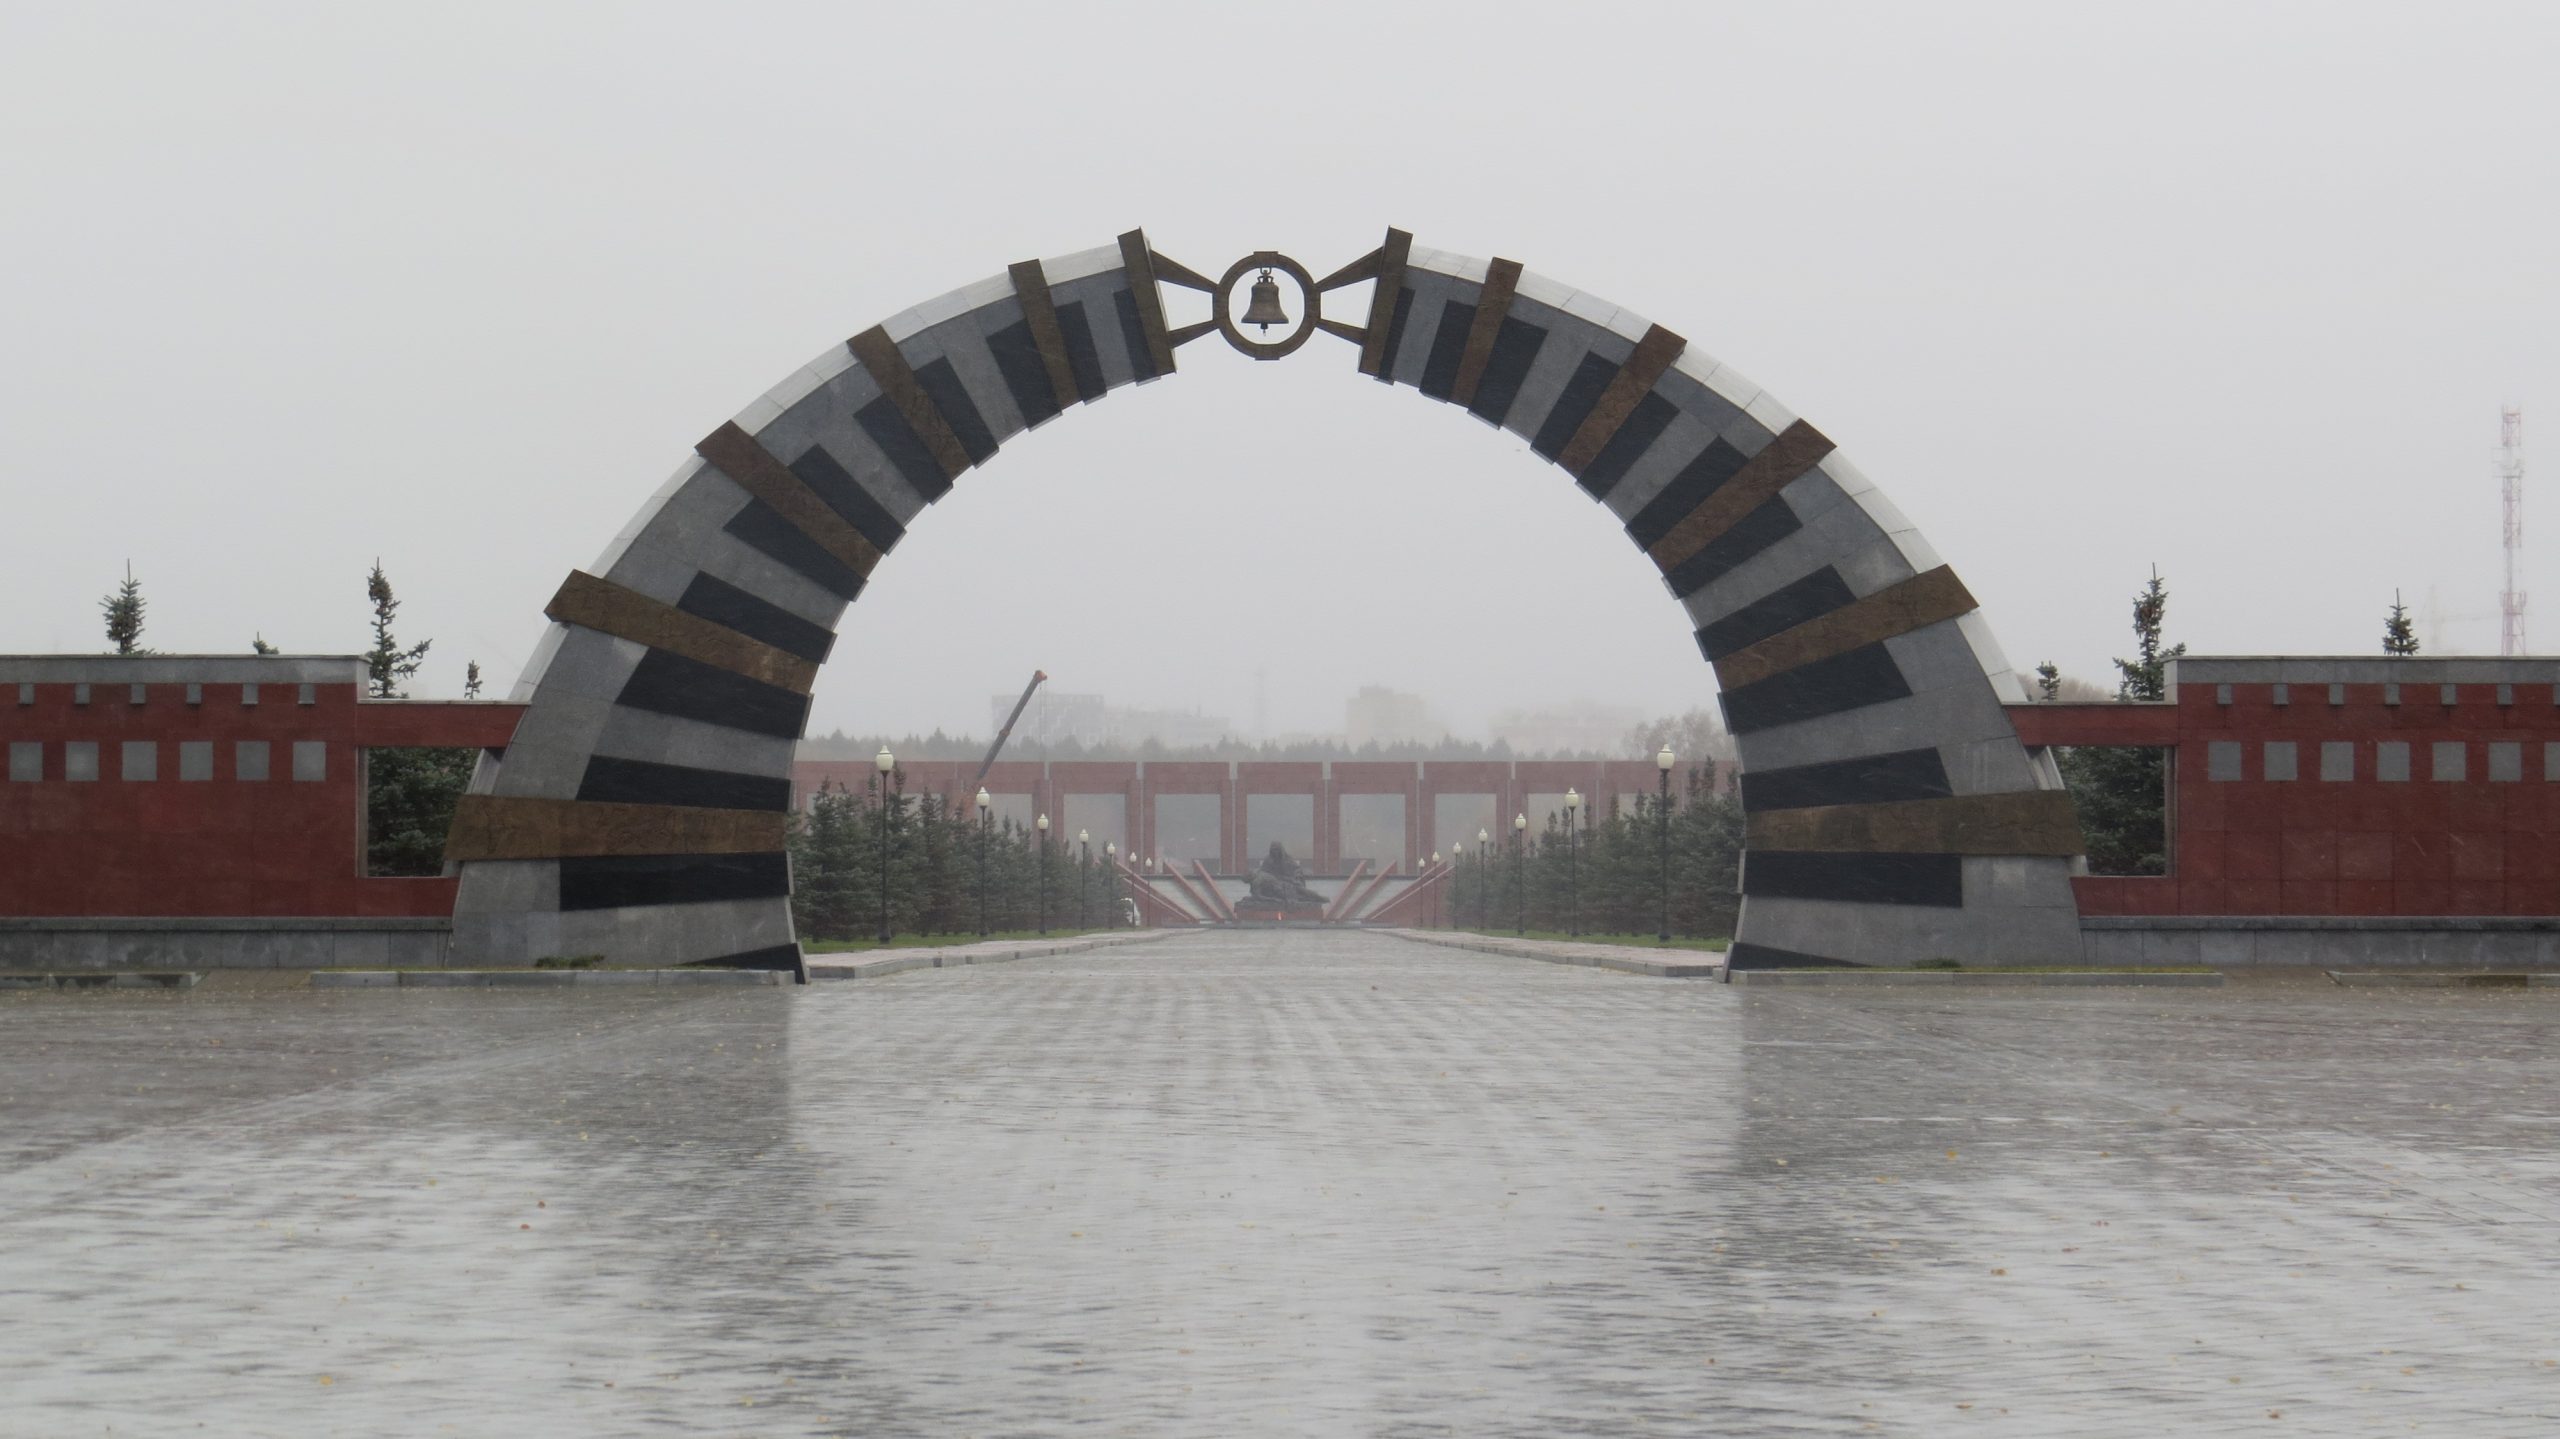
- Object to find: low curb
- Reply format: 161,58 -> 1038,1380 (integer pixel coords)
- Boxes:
1384,930 -> 1725,979
0,971 -> 203,991
804,929 -> 1176,981
2325,971 -> 2560,989
312,969 -> 786,989
1729,969 -> 2225,987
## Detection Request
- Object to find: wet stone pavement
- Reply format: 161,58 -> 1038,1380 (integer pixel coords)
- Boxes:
3,929 -> 2557,1437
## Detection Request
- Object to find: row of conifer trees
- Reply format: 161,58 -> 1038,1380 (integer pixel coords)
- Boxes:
787,781 -> 1130,941
1441,774 -> 1744,938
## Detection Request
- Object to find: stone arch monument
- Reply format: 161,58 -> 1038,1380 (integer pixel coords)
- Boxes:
444,229 -> 2085,971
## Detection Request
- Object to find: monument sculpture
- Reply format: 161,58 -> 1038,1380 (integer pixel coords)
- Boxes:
444,225 -> 2088,973
1244,842 -> 1326,917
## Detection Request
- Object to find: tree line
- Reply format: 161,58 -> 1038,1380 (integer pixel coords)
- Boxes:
788,780 -> 1129,942
93,561 -> 484,878
1445,776 -> 1743,938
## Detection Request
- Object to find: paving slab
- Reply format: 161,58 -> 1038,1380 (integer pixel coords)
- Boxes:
5,928 -> 2557,1435
1732,968 -> 2226,987
1384,928 -> 1726,977
802,928 -> 1173,980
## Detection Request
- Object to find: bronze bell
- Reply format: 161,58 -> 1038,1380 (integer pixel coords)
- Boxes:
1241,269 -> 1289,332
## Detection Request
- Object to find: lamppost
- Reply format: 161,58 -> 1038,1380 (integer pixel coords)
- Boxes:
1104,842 -> 1118,929
1476,827 -> 1490,932
1035,812 -> 1050,935
1656,743 -> 1676,943
1431,850 -> 1443,927
1078,829 -> 1090,929
1512,811 -> 1527,936
874,746 -> 896,944
974,787 -> 993,937
1563,787 -> 1582,938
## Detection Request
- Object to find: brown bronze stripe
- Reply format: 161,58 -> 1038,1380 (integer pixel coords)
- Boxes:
1007,259 -> 1081,414
544,570 -> 818,695
444,795 -> 788,863
1556,324 -> 1686,475
1357,227 -> 1413,378
1713,566 -> 1979,690
1448,258 -> 1523,408
1117,228 -> 1179,375
1644,419 -> 1836,574
695,422 -> 881,579
847,325 -> 971,484
1746,790 -> 2083,857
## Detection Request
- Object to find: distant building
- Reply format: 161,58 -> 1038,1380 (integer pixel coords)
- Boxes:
1488,701 -> 1642,757
993,691 -> 1234,751
1344,686 -> 1445,747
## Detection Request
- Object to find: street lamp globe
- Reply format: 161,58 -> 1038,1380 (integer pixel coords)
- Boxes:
875,745 -> 895,774
1564,787 -> 1581,813
1036,812 -> 1049,832
1477,827 -> 1489,845
975,787 -> 992,813
1079,829 -> 1089,844
1513,812 -> 1527,833
1656,743 -> 1675,772
1432,850 -> 1442,865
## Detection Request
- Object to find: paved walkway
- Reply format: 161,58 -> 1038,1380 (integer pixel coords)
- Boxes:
3,928 -> 2556,1435
1384,926 -> 1725,977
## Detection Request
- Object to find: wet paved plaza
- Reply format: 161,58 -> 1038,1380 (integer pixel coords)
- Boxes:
5,929 -> 2558,1436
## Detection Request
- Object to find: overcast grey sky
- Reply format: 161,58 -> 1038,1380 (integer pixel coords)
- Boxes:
3,2 -> 2554,742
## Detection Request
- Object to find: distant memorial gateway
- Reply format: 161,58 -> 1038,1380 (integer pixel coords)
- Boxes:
442,229 -> 2086,972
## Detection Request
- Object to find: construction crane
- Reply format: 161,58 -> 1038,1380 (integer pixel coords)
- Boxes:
971,670 -> 1048,789
2499,406 -> 2527,656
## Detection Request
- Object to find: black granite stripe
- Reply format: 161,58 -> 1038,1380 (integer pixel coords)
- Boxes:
1666,498 -> 1803,599
1724,941 -> 1869,971
986,319 -> 1062,427
558,852 -> 791,912
1531,352 -> 1621,461
1696,568 -> 1859,660
576,754 -> 793,812
1576,391 -> 1677,501
674,573 -> 835,665
1113,288 -> 1161,382
1418,299 -> 1473,401
1626,439 -> 1751,549
1054,300 -> 1108,403
1741,850 -> 1963,908
1739,748 -> 1955,812
683,943 -> 804,972
856,397 -> 952,502
912,358 -> 998,465
722,500 -> 864,601
1374,285 -> 1415,386
615,649 -> 811,741
784,446 -> 906,558
1466,316 -> 1546,427
1718,642 -> 1911,736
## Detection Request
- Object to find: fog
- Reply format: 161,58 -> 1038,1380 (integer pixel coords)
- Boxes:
3,2 -> 2554,740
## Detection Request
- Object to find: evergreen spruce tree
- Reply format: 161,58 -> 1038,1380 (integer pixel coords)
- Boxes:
356,562 -> 470,876
2035,662 -> 2062,701
100,564 -> 147,655
251,634 -> 279,655
463,661 -> 484,698
2383,591 -> 2421,655
2052,567 -> 2183,876
363,561 -> 431,699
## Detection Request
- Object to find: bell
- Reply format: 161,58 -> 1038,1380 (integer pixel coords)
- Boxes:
1241,269 -> 1289,332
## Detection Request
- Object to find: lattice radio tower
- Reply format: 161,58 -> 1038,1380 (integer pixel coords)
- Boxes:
2499,406 -> 2527,656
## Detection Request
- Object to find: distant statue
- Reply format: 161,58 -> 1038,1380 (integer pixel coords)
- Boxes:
1247,841 -> 1326,911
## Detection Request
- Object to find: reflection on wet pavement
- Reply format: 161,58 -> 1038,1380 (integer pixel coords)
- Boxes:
3,930 -> 2555,1436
